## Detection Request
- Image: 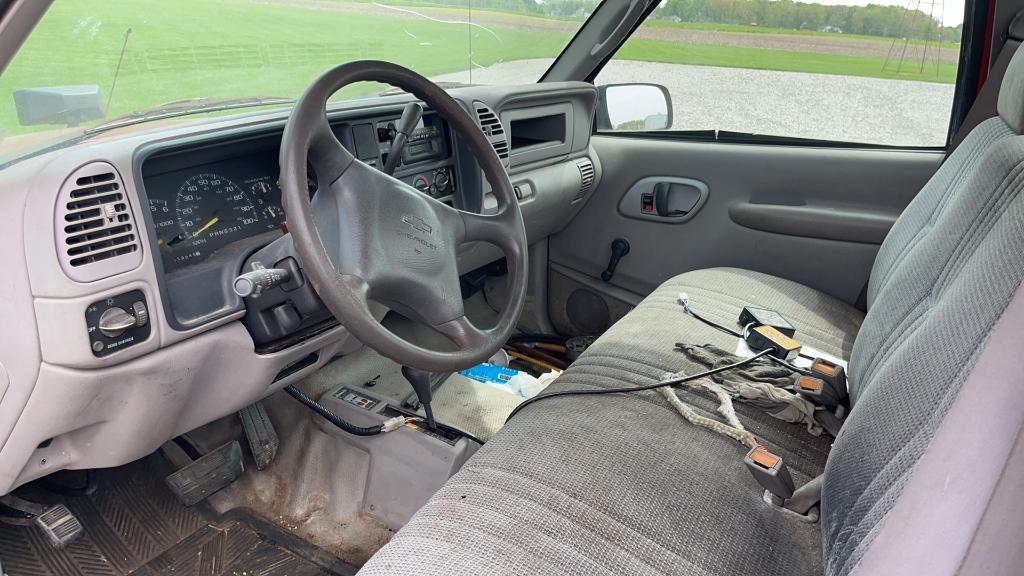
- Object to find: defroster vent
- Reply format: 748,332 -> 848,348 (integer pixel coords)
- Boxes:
56,162 -> 142,282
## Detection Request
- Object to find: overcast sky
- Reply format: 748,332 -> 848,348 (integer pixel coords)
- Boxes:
809,0 -> 965,26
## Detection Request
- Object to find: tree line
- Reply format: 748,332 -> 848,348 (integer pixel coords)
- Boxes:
392,0 -> 961,43
652,0 -> 961,42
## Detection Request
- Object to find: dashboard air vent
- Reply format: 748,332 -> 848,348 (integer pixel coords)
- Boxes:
56,162 -> 142,282
473,102 -> 509,163
574,158 -> 595,203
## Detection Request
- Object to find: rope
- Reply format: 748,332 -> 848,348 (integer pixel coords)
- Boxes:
657,385 -> 757,449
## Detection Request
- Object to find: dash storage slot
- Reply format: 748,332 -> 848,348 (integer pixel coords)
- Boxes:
502,102 -> 573,167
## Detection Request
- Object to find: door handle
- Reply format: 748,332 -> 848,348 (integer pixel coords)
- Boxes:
653,182 -> 701,217
619,176 -> 709,223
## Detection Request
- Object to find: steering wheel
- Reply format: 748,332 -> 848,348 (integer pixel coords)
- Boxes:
279,61 -> 528,373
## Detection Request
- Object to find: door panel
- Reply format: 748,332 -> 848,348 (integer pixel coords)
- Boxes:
547,135 -> 942,335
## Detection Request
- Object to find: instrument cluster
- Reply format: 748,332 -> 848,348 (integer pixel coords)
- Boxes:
144,148 -> 288,272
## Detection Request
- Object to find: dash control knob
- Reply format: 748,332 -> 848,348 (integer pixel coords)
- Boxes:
433,170 -> 450,194
413,175 -> 431,194
98,301 -> 148,337
98,307 -> 136,337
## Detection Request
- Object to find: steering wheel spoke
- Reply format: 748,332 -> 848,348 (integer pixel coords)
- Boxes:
433,315 -> 491,350
459,209 -> 514,246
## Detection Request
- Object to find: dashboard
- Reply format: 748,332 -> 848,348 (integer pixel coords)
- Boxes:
138,111 -> 463,336
0,82 -> 600,496
142,111 -> 453,276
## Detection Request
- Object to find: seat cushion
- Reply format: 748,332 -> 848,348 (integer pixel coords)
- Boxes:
358,268 -> 864,576
620,267 -> 864,360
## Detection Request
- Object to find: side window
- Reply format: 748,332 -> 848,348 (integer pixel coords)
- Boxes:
595,0 -> 964,147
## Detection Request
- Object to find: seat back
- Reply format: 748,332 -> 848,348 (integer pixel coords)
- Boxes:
824,49 -> 1024,575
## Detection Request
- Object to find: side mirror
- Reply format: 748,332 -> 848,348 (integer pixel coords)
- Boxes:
13,85 -> 105,127
596,83 -> 672,131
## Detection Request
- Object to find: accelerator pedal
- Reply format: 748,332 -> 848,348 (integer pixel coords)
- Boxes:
34,504 -> 84,549
239,401 -> 279,470
165,441 -> 243,506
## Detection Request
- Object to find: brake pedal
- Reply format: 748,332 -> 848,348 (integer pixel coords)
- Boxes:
239,402 -> 279,470
165,441 -> 244,506
34,504 -> 84,549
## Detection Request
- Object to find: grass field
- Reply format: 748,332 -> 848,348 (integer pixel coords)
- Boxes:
618,39 -> 958,83
0,0 -> 959,137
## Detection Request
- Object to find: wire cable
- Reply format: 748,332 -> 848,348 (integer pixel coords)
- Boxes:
286,384 -> 486,445
505,349 -> 772,422
285,385 -> 384,436
682,297 -> 815,373
765,354 -> 813,376
684,306 -> 744,338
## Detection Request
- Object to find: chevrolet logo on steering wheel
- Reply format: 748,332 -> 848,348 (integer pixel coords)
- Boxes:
401,214 -> 432,234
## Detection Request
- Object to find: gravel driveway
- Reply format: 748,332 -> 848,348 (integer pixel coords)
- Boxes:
436,59 -> 956,147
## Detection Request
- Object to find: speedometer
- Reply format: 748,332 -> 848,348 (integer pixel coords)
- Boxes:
175,173 -> 258,240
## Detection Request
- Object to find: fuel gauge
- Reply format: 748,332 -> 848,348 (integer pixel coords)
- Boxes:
262,205 -> 283,221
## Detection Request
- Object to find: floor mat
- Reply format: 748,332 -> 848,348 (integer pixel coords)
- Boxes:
0,456 -> 354,576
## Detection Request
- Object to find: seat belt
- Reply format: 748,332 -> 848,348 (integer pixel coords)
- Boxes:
951,11 -> 1024,149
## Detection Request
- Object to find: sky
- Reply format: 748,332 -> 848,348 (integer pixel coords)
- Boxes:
809,0 -> 966,26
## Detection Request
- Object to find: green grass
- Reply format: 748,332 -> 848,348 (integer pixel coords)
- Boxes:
0,0 -> 569,135
619,38 -> 958,83
0,0 -> 958,139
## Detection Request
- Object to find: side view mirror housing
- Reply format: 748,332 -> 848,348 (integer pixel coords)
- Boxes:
596,83 -> 673,131
13,85 -> 105,127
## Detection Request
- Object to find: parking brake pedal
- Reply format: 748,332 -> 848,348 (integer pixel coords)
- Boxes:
165,441 -> 244,506
35,504 -> 84,549
239,401 -> 278,470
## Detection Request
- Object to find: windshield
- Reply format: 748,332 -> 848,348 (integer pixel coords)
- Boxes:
0,0 -> 598,164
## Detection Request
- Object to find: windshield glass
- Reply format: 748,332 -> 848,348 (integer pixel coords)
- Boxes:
0,0 -> 598,164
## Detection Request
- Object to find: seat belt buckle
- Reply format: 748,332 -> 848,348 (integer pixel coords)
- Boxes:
744,445 -> 795,502
795,375 -> 827,402
809,358 -> 848,405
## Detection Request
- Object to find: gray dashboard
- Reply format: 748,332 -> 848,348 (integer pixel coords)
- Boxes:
0,81 -> 600,495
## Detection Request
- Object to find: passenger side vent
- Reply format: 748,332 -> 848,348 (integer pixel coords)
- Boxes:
56,162 -> 142,282
574,158 -> 595,203
474,102 -> 509,163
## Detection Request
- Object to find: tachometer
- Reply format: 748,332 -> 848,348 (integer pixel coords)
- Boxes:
175,173 -> 258,240
148,197 -> 191,249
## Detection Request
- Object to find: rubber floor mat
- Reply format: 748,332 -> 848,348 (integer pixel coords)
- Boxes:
0,455 -> 354,576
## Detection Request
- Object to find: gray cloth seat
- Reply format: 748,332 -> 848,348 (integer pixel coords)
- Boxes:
359,269 -> 857,576
358,50 -> 1024,576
